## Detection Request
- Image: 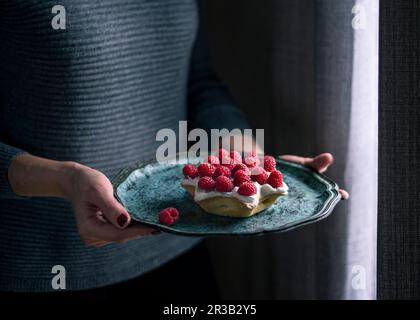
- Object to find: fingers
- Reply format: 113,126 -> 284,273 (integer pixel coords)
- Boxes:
80,218 -> 158,246
95,192 -> 131,229
280,155 -> 313,166
281,153 -> 349,200
85,240 -> 110,247
92,220 -> 156,242
339,189 -> 349,200
83,226 -> 160,247
307,155 -> 349,199
280,153 -> 334,174
309,153 -> 334,173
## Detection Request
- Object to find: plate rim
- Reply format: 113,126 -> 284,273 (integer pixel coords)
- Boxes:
111,156 -> 342,237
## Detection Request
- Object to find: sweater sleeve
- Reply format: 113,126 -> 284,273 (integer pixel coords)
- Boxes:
0,142 -> 27,199
187,3 -> 250,133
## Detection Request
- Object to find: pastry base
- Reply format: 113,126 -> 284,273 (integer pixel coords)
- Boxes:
182,185 -> 285,218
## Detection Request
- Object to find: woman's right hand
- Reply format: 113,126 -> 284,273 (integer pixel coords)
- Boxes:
9,154 -> 158,247
64,163 -> 159,247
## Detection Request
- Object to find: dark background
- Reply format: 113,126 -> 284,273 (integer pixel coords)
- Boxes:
204,0 -> 316,155
378,0 -> 420,300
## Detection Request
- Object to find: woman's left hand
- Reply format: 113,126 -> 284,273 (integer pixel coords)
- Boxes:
280,153 -> 349,200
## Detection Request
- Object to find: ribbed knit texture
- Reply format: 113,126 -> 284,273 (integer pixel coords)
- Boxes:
0,0 -> 248,291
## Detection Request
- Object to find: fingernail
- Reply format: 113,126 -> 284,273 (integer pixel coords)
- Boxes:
151,230 -> 161,235
117,214 -> 128,227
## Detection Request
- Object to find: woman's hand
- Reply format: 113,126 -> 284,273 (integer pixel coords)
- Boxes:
9,154 -> 158,247
242,135 -> 348,199
280,153 -> 349,200
64,163 -> 158,247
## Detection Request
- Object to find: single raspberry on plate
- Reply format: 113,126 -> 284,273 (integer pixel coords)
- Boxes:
215,176 -> 234,192
207,155 -> 220,165
238,182 -> 257,196
251,167 -> 269,185
230,150 -> 242,163
218,148 -> 230,160
267,170 -> 283,188
213,165 -> 231,178
263,155 -> 276,172
234,171 -> 251,186
159,207 -> 179,226
198,163 -> 216,177
244,156 -> 259,168
182,164 -> 198,178
232,163 -> 250,175
220,156 -> 236,170
198,176 -> 216,191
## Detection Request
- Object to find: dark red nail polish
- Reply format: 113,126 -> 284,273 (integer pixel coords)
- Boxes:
117,214 -> 128,227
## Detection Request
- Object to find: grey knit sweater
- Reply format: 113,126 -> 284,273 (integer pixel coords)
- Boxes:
0,0 -> 248,291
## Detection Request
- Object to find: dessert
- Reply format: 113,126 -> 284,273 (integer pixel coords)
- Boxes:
181,150 -> 288,218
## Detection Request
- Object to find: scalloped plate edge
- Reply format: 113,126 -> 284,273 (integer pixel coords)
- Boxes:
111,157 -> 341,237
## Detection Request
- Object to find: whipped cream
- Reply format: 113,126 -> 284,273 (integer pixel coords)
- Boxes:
182,177 -> 288,209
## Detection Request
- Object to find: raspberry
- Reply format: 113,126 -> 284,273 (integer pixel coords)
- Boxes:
234,169 -> 249,179
251,167 -> 269,185
233,171 -> 251,187
213,166 -> 231,178
244,156 -> 259,168
220,156 -> 236,170
207,155 -> 220,165
230,150 -> 242,163
159,207 -> 180,226
250,166 -> 263,175
198,163 -> 216,177
267,170 -> 283,188
198,176 -> 216,191
232,163 -> 250,175
215,176 -> 234,192
238,182 -> 257,196
263,155 -> 276,172
182,164 -> 198,178
218,148 -> 230,160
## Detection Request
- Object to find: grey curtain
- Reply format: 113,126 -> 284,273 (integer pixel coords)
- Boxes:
204,0 -> 378,299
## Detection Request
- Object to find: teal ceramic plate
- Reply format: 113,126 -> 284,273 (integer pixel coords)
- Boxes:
112,157 -> 341,236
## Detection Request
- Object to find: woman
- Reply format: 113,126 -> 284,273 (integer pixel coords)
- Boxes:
0,0 -> 346,300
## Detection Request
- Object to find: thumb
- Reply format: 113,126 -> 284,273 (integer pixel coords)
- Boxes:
309,153 -> 334,173
97,193 -> 131,229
